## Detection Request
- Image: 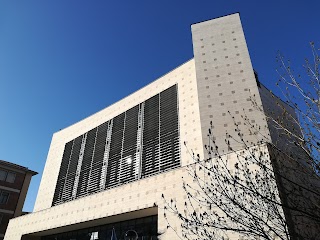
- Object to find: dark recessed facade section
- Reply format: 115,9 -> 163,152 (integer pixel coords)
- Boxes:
41,215 -> 158,240
52,85 -> 180,206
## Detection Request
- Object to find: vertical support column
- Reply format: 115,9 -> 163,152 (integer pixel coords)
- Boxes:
72,133 -> 87,199
158,92 -> 161,172
86,128 -> 98,194
175,84 -> 182,164
118,112 -> 127,183
137,103 -> 144,179
100,120 -> 113,190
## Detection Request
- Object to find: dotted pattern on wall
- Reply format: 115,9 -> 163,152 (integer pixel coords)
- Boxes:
191,13 -> 269,155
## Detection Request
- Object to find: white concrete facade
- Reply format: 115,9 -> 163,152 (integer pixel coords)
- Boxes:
5,13 -> 274,240
191,13 -> 270,155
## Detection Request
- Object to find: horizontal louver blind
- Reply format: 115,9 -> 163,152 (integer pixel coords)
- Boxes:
141,94 -> 160,177
52,85 -> 180,206
160,86 -> 180,171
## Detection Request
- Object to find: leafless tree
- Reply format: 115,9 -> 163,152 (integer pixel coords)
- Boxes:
266,42 -> 320,172
162,43 -> 320,240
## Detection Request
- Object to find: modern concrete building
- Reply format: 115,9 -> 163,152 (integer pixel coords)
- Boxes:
4,13 -> 305,239
0,160 -> 37,239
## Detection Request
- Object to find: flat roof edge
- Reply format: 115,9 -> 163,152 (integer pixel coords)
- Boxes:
191,12 -> 240,26
0,160 -> 38,175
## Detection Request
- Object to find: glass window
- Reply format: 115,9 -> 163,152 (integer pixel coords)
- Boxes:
0,191 -> 9,204
0,170 -> 7,181
89,232 -> 99,240
6,172 -> 16,183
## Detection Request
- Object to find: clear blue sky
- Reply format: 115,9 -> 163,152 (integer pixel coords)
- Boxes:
0,1 -> 319,212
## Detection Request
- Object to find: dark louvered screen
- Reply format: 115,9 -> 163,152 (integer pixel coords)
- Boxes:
119,105 -> 140,183
160,86 -> 180,171
52,85 -> 180,206
52,140 -> 74,204
76,128 -> 97,198
106,113 -> 125,188
141,95 -> 160,177
92,121 -> 109,192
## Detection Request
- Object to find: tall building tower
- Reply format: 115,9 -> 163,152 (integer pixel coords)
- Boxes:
4,13 -> 297,240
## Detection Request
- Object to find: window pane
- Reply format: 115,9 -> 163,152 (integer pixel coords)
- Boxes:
0,170 -> 7,181
0,192 -> 9,204
3,192 -> 9,203
6,172 -> 16,183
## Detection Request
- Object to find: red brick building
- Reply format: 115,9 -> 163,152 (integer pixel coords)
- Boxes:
0,160 -> 37,239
